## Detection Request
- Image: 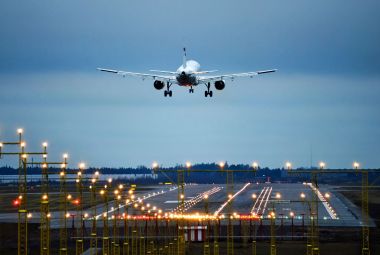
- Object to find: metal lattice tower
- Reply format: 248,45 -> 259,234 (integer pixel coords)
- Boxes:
177,170 -> 185,255
270,212 -> 276,255
203,196 -> 210,255
362,171 -> 370,255
226,170 -> 234,255
310,173 -> 320,255
102,185 -> 110,255
40,159 -> 50,255
76,167 -> 85,255
59,160 -> 68,255
90,173 -> 99,255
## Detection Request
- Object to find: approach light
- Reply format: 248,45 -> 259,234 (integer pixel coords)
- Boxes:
185,161 -> 191,169
42,142 -> 48,148
285,161 -> 292,170
152,161 -> 159,169
79,162 -> 86,170
319,161 -> 326,169
252,162 -> 259,170
17,128 -> 23,134
218,161 -> 225,169
353,162 -> 360,169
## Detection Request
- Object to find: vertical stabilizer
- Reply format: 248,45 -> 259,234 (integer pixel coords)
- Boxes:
182,47 -> 187,68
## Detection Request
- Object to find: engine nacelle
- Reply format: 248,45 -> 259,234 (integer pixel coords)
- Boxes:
154,80 -> 165,90
214,80 -> 225,90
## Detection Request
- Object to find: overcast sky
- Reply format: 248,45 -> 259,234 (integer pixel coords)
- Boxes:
0,1 -> 379,168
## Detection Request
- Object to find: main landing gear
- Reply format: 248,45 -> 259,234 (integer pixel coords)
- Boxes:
189,87 -> 194,93
164,82 -> 172,97
205,82 -> 213,97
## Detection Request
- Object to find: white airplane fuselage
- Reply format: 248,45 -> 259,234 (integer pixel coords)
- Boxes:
175,60 -> 201,86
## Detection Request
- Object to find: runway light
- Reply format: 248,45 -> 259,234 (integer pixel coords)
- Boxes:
285,161 -> 292,170
353,162 -> 360,169
252,161 -> 259,170
319,161 -> 326,169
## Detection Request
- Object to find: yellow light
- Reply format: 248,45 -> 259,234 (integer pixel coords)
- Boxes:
91,178 -> 96,183
285,161 -> 292,170
141,206 -> 145,211
152,161 -> 159,169
21,142 -> 26,148
353,161 -> 360,169
100,190 -> 105,195
42,163 -> 47,168
252,193 -> 257,199
270,211 -> 275,217
0,143 -> 3,147
300,193 -> 306,199
128,190 -> 133,195
275,193 -> 281,199
131,195 -> 135,200
185,161 -> 191,169
252,161 -> 259,169
118,184 -> 123,190
319,161 -> 326,169
60,163 -> 66,169
134,204 -> 138,208
75,179 -> 80,183
108,178 -> 112,183
228,194 -> 232,199
126,199 -> 130,204
60,171 -> 65,177
67,194 -> 72,200
66,213 -> 71,218
79,162 -> 86,170
42,142 -> 48,148
47,213 -> 51,218
18,195 -> 23,200
77,171 -> 82,176
180,194 -> 185,199
218,161 -> 225,169
95,171 -> 100,176
325,193 -> 330,199
17,128 -> 23,134
42,194 -> 48,200
117,195 -> 121,200
158,209 -> 162,214
204,194 -> 209,199
103,212 -> 107,218
114,189 -> 119,195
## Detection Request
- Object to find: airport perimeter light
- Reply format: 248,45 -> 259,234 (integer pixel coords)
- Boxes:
353,161 -> 360,170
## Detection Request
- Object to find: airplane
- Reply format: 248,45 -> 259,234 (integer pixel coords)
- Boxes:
97,48 -> 276,97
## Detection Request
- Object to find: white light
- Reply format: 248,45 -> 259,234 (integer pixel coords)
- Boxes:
0,143 -> 3,148
20,142 -> 26,148
353,162 -> 360,169
285,161 -> 292,170
17,128 -> 23,134
63,153 -> 68,159
252,193 -> 257,199
79,162 -> 86,169
152,161 -> 159,169
319,161 -> 326,169
42,142 -> 48,148
252,161 -> 259,169
95,171 -> 100,176
218,161 -> 225,169
185,161 -> 191,169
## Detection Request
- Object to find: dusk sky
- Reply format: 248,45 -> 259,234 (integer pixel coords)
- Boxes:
0,1 -> 379,168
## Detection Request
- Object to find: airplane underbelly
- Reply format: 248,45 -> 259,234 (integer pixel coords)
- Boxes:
176,74 -> 197,86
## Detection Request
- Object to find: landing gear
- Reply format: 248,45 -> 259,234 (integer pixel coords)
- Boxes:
164,82 -> 172,97
204,82 -> 213,97
164,90 -> 172,97
189,87 -> 194,93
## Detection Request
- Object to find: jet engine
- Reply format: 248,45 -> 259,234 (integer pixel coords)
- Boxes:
154,80 -> 165,90
214,80 -> 225,90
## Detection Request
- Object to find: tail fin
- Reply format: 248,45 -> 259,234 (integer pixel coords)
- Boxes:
182,47 -> 187,68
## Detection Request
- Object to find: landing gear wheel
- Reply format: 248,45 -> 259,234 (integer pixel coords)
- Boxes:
169,90 -> 173,97
164,91 -> 168,97
209,91 -> 213,97
205,91 -> 208,97
189,88 -> 194,93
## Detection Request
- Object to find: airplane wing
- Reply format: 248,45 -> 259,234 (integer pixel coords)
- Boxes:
198,69 -> 277,83
97,68 -> 176,83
